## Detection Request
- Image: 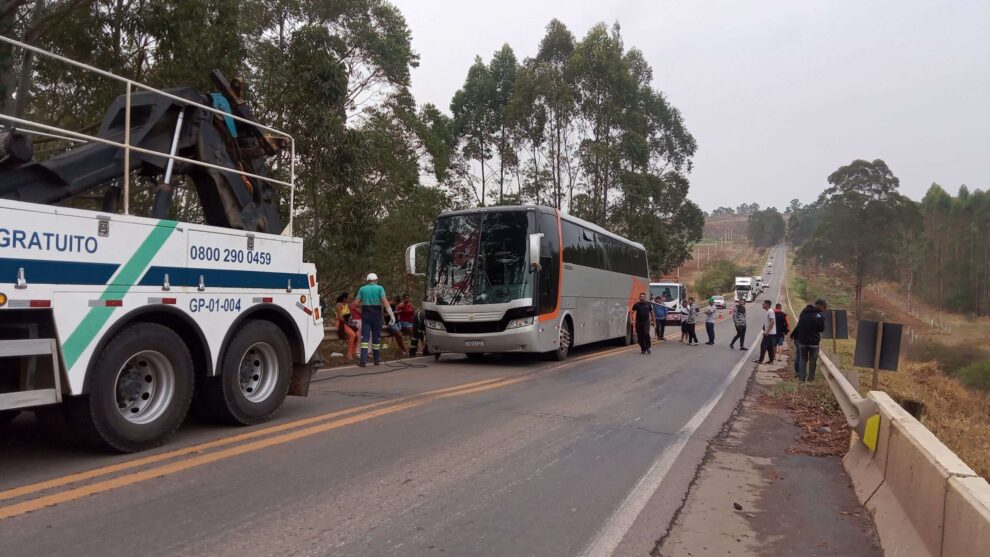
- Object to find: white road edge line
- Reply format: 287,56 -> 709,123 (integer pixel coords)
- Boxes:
580,247 -> 786,557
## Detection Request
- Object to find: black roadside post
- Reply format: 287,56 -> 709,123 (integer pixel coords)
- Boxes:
872,320 -> 884,390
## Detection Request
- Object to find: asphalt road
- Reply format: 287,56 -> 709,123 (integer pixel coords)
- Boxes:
0,250 -> 786,557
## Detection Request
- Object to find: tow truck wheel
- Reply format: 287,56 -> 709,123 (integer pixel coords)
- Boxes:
203,320 -> 292,426
68,322 -> 194,452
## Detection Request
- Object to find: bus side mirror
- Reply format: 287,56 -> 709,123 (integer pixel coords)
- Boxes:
405,242 -> 428,276
528,233 -> 544,271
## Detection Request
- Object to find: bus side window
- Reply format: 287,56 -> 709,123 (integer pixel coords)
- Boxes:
539,213 -> 560,314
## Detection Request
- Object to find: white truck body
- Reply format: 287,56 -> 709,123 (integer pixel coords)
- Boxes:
734,277 -> 755,303
650,281 -> 685,324
0,199 -> 323,399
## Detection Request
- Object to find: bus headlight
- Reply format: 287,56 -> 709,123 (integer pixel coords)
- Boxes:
506,316 -> 534,329
425,319 -> 445,331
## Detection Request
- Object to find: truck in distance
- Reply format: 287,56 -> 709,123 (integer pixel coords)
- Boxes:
650,281 -> 685,325
734,277 -> 755,303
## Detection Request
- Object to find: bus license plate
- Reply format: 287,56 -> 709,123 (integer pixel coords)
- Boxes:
465,340 -> 484,348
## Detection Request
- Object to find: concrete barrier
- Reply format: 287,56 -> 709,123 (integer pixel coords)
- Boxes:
843,391 -> 990,557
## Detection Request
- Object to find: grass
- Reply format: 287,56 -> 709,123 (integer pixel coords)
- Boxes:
786,256 -> 990,479
767,377 -> 842,416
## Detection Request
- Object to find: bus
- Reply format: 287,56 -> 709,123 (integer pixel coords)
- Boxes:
406,206 -> 650,360
650,281 -> 685,325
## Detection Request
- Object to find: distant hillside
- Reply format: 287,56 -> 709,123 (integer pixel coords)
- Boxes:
703,215 -> 749,240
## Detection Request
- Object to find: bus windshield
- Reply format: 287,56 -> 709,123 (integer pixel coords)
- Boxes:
427,211 -> 535,305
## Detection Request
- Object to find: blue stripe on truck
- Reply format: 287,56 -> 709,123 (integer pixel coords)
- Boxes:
0,258 -> 307,291
0,257 -> 120,285
139,266 -> 309,290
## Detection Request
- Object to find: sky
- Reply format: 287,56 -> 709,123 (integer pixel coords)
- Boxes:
390,0 -> 989,212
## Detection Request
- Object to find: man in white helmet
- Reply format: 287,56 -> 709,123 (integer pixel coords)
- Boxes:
354,272 -> 395,366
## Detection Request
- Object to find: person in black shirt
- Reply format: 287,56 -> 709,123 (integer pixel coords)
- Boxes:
631,292 -> 656,354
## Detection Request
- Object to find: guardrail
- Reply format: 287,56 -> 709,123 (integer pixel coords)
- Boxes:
819,350 -> 877,439
784,274 -> 989,556
814,348 -> 990,557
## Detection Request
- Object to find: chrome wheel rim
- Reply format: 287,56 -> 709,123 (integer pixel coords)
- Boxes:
115,350 -> 175,424
239,342 -> 279,403
559,323 -> 571,354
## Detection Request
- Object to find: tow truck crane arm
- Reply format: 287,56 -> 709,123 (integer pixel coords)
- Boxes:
0,72 -> 285,233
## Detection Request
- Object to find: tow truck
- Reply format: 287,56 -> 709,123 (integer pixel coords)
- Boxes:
0,36 -> 323,452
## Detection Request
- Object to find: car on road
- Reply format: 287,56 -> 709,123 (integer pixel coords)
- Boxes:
712,295 -> 726,309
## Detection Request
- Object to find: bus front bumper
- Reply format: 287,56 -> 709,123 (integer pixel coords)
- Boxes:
425,324 -> 542,354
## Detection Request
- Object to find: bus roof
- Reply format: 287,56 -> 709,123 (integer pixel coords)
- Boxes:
437,205 -> 646,251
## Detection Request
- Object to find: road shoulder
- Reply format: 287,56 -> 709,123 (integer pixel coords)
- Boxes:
653,352 -> 882,557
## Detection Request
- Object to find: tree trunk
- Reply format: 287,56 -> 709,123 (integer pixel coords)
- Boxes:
479,137 -> 486,207
10,0 -> 45,118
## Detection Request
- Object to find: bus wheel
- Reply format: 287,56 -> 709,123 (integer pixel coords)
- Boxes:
551,320 -> 572,361
621,322 -> 634,346
203,320 -> 292,426
68,322 -> 194,453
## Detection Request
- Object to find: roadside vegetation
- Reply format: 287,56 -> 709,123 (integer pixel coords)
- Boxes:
0,2 -> 704,300
692,260 -> 743,299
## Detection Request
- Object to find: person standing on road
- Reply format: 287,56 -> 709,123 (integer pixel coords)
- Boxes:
679,300 -> 689,343
396,294 -> 417,356
384,295 -> 409,355
791,298 -> 827,381
349,298 -> 363,336
729,300 -> 747,350
755,299 -> 777,364
774,303 -> 790,352
704,297 -> 717,345
631,292 -> 656,354
653,295 -> 669,340
685,297 -> 700,345
334,292 -> 358,361
354,273 -> 396,367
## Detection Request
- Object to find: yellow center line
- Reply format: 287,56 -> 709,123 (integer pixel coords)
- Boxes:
0,376 -> 508,503
0,346 -> 626,512
0,373 -> 540,520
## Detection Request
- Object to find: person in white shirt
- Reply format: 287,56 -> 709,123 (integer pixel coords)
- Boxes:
754,299 -> 777,364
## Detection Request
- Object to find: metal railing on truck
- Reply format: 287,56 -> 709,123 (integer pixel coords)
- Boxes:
0,34 -> 298,234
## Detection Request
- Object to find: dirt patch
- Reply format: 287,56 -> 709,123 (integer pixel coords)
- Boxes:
761,365 -> 851,457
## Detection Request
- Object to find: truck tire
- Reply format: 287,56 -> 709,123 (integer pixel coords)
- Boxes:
67,322 -> 194,453
199,320 -> 292,426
